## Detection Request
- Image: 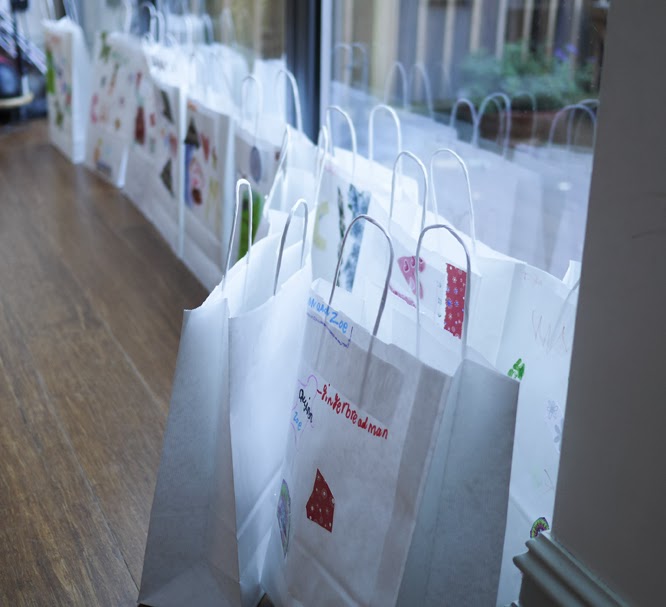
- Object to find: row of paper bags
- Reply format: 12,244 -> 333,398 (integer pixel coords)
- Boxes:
43,14 -> 581,607
43,12 -> 301,288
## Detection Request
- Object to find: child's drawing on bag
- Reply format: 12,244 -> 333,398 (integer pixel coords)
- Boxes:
530,516 -> 550,539
545,397 -> 564,454
508,358 -> 526,380
184,106 -> 226,237
45,34 -> 72,132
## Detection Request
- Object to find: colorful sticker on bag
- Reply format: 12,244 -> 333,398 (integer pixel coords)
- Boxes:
508,358 -> 526,380
444,263 -> 466,339
238,188 -> 264,259
398,256 -> 426,300
338,184 -> 370,290
277,479 -> 291,556
530,517 -> 550,539
544,398 -> 564,453
306,469 -> 335,533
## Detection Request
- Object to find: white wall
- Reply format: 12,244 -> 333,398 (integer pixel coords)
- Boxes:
552,1 -> 666,604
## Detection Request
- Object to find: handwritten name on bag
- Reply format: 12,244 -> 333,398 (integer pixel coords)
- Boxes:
317,383 -> 389,440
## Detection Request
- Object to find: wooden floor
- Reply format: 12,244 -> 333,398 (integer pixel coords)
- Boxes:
0,120 -> 207,605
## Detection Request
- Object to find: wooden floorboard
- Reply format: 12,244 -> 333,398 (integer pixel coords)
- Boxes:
0,120 -> 207,604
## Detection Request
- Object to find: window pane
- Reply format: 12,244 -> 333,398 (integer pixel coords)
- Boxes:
321,2 -> 607,604
323,0 -> 606,277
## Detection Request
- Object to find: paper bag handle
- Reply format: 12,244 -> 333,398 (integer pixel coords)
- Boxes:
121,0 -> 133,34
439,63 -> 452,99
578,98 -> 599,110
45,0 -> 56,20
383,61 -> 408,109
351,43 -> 369,90
429,148 -> 477,254
415,223 -> 471,358
313,125 -> 329,213
389,151 -> 429,231
274,199 -> 309,295
569,103 -> 597,148
64,0 -> 79,25
139,2 -> 163,44
275,69 -> 303,133
408,63 -> 434,118
241,75 -> 264,139
223,179 -> 254,289
325,105 -> 357,184
333,43 -> 351,82
329,215 -> 394,338
449,97 -> 478,134
219,8 -> 236,46
547,103 -> 597,150
510,90 -> 537,143
202,13 -> 214,44
368,104 -> 402,163
474,92 -> 512,156
263,128 -> 290,215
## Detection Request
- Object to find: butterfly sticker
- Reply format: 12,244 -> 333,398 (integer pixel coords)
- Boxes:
397,256 -> 426,299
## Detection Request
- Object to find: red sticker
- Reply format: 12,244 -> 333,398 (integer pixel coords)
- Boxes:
444,263 -> 467,339
306,469 -> 335,533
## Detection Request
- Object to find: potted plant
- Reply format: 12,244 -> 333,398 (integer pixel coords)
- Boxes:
457,43 -> 597,142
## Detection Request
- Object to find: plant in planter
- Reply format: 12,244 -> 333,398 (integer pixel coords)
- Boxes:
458,43 -> 597,141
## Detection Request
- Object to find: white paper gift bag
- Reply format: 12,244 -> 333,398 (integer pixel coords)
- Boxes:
123,33 -> 166,210
490,269 -> 579,606
43,15 -> 90,163
371,224 -> 518,607
85,28 -> 147,186
141,72 -> 186,255
140,181 -> 313,607
122,8 -> 183,226
180,53 -> 237,290
262,216 -> 462,606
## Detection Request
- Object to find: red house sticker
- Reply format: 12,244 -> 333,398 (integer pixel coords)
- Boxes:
306,469 -> 335,532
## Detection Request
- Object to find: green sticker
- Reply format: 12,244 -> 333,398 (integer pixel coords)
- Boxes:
508,358 -> 525,380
